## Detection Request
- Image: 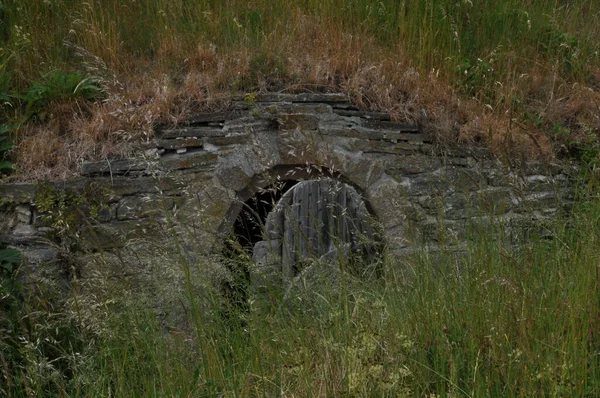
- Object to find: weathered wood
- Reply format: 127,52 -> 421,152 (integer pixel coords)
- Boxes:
256,179 -> 376,279
282,202 -> 296,280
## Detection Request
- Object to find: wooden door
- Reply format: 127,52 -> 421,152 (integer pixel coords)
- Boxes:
253,179 -> 376,281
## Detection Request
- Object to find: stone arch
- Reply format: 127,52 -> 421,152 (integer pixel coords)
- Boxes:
217,164 -> 380,241
210,119 -> 412,258
215,162 -> 386,305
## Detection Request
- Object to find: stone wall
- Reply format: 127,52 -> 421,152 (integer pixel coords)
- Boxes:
0,93 -> 576,266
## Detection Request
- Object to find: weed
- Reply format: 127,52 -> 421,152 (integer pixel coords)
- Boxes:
243,91 -> 257,106
0,0 -> 596,179
0,123 -> 15,176
7,70 -> 105,124
33,181 -> 109,251
2,175 -> 600,395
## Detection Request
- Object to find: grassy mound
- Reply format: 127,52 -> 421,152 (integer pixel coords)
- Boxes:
0,1 -> 598,180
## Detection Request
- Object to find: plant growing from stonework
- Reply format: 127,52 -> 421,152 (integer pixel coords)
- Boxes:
33,181 -> 109,250
0,123 -> 15,176
34,183 -> 83,241
0,244 -> 21,290
0,244 -> 23,396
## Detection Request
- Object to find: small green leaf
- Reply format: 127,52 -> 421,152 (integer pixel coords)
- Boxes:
0,248 -> 21,267
0,123 -> 17,134
0,160 -> 14,171
0,140 -> 14,152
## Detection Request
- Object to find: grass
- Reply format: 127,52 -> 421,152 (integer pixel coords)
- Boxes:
2,176 -> 600,396
1,1 -> 600,395
0,0 -> 598,179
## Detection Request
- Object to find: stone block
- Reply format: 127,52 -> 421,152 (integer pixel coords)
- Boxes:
81,219 -> 167,249
277,113 -> 320,130
81,158 -> 152,176
403,173 -> 453,197
252,239 -> 282,274
16,205 -> 32,224
158,126 -> 225,139
204,133 -> 251,146
215,132 -> 280,191
349,139 -> 424,155
516,191 -> 564,212
260,103 -> 332,114
420,218 -> 468,243
469,188 -> 515,215
382,225 -> 412,249
365,174 -> 407,229
330,148 -> 384,190
417,193 -> 471,220
87,176 -> 184,202
153,137 -> 204,150
223,117 -> 277,134
332,109 -> 391,120
360,119 -> 420,132
250,93 -> 349,103
159,150 -> 219,171
397,202 -> 428,222
18,244 -> 59,264
184,111 -> 243,124
383,154 -> 442,175
440,167 -> 487,192
320,120 -> 428,143
116,195 -> 174,220
277,130 -> 333,166
0,183 -> 36,203
12,223 -> 37,237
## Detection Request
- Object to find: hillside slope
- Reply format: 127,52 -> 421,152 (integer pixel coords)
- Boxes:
1,0 -> 599,180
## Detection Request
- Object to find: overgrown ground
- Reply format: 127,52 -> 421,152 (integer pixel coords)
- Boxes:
0,0 -> 599,180
2,2 -> 600,396
1,177 -> 600,396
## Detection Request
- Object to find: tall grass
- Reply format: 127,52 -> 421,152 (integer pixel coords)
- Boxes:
1,0 -> 599,179
2,0 -> 598,90
3,178 -> 600,396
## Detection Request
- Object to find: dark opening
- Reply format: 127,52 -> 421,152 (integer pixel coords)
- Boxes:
232,179 -> 298,251
220,179 -> 299,321
221,171 -> 382,319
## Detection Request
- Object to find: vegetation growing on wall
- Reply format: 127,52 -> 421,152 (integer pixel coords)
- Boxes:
1,2 -> 599,396
0,123 -> 15,176
1,179 -> 600,396
33,181 -> 110,251
0,0 -> 598,180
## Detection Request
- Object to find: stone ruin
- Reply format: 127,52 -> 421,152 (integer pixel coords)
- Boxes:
0,93 -> 576,286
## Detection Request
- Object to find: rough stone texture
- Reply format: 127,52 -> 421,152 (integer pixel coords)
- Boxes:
116,195 -> 174,220
0,93 -> 576,269
0,183 -> 35,203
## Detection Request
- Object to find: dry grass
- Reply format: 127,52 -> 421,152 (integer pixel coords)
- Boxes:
2,2 -> 599,180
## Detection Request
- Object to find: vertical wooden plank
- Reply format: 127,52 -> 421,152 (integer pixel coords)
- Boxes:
306,181 -> 314,257
338,182 -> 348,245
260,178 -> 378,281
320,181 -> 331,254
315,181 -> 324,257
282,200 -> 296,281
294,183 -> 304,267
265,195 -> 287,241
